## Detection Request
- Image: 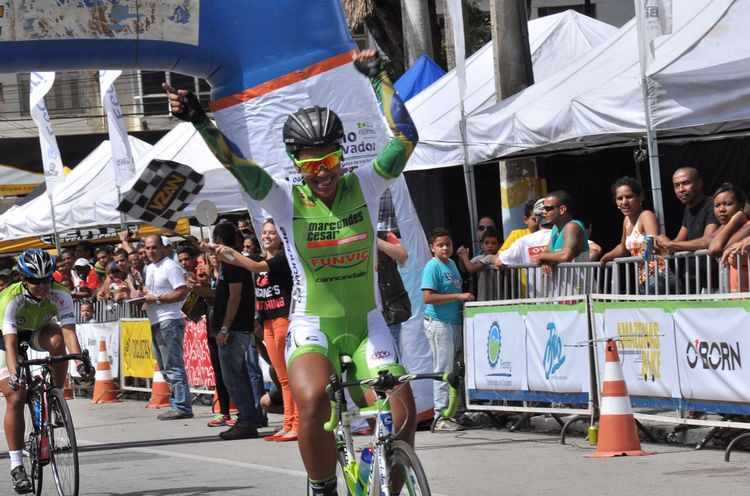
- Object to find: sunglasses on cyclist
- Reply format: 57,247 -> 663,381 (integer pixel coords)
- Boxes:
25,277 -> 53,286
291,149 -> 343,174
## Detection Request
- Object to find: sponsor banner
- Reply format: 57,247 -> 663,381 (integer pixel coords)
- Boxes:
121,319 -> 155,379
100,70 -> 136,185
526,305 -> 589,393
71,322 -> 120,378
29,72 -> 64,190
183,317 -> 215,387
468,310 -> 526,391
674,307 -> 750,403
594,305 -> 680,399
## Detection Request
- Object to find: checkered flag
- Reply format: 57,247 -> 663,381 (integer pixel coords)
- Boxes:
117,159 -> 204,231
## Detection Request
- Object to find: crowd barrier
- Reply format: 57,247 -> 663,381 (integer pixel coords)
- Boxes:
72,299 -> 146,323
469,249 -> 750,450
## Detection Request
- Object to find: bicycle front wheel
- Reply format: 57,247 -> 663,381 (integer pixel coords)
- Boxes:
48,388 -> 79,496
373,440 -> 431,496
23,391 -> 43,496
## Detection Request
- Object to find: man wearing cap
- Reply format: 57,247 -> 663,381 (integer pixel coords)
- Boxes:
494,198 -> 554,297
71,258 -> 99,300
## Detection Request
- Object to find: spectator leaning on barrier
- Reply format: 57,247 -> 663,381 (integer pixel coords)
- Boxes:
143,233 -> 193,421
498,199 -> 539,253
495,199 -> 553,298
94,246 -> 113,283
421,227 -> 475,432
707,183 -> 750,292
206,222 -> 262,440
536,190 -> 589,275
599,176 -> 673,293
79,300 -> 96,323
655,167 -> 719,253
52,249 -> 74,288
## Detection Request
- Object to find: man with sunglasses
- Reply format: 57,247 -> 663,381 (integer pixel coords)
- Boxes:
164,48 -> 418,496
536,191 -> 590,281
0,249 -> 93,493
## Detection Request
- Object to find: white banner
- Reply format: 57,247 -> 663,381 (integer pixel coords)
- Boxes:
596,307 -> 680,399
468,311 -> 526,391
29,72 -> 64,190
635,0 -> 673,67
100,70 -> 136,185
526,308 -> 589,394
445,0 -> 466,102
674,307 -> 750,403
71,322 -> 120,378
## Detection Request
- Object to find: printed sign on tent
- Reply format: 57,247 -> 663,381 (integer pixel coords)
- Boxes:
117,159 -> 204,231
674,306 -> 750,403
594,305 -> 680,399
525,306 -> 589,394
468,311 -> 526,391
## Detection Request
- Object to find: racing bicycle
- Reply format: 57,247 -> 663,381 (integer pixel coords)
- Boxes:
17,342 -> 91,496
316,357 -> 462,496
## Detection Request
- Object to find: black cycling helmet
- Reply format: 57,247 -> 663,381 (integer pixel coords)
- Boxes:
283,106 -> 344,153
17,248 -> 56,279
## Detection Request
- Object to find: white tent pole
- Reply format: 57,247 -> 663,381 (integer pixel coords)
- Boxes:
47,189 -> 62,254
459,104 -> 479,252
635,0 -> 666,233
116,186 -> 127,232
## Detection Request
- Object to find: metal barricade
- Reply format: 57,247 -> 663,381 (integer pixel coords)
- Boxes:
611,249 -> 720,296
479,262 -> 607,301
72,299 -> 146,323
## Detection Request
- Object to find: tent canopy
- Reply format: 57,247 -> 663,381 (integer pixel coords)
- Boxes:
405,10 -> 617,171
0,164 -> 44,197
0,123 -> 250,241
393,55 -> 446,102
466,0 -> 749,163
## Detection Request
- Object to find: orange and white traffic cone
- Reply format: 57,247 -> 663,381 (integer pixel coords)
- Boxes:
587,339 -> 649,457
63,375 -> 74,400
211,389 -> 238,414
147,362 -> 171,409
91,338 -> 121,404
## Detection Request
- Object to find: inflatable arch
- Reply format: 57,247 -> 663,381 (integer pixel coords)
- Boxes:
0,0 -> 435,416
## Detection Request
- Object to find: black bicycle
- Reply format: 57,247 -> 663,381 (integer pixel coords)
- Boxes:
16,342 -> 91,496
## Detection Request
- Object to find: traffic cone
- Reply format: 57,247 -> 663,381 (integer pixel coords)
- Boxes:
147,362 -> 171,409
63,375 -> 73,400
212,389 -> 238,414
587,339 -> 649,457
91,338 -> 121,404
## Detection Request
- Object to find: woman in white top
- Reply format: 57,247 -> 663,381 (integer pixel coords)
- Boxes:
599,176 -> 672,293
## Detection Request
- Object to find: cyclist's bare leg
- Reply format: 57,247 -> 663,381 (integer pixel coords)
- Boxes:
35,325 -> 66,389
288,353 -> 337,481
0,379 -> 26,451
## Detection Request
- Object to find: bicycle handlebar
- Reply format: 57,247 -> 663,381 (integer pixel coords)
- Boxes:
19,349 -> 90,368
323,363 -> 464,432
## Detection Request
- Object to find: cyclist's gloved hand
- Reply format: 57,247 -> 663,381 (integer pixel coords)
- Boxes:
173,91 -> 209,125
7,374 -> 23,391
354,50 -> 382,78
77,360 -> 95,381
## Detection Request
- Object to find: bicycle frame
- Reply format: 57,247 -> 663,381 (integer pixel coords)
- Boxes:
324,368 -> 461,496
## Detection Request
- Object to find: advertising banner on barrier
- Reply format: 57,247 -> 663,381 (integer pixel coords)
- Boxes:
674,304 -> 750,403
526,303 -> 589,393
73,322 -> 120,378
593,303 -> 680,399
467,308 -> 526,391
184,317 -> 215,387
121,319 -> 155,378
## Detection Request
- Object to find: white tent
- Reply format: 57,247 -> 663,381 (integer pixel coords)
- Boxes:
0,136 -> 152,240
405,10 -> 617,171
0,123 -> 252,241
466,0 -> 750,162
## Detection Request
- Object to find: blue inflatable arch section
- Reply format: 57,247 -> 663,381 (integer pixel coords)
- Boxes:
0,0 -> 355,101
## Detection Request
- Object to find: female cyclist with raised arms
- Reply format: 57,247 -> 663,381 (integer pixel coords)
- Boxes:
165,49 -> 419,495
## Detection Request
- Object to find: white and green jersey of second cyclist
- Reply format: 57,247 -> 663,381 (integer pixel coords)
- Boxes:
195,64 -> 417,386
0,281 -> 76,378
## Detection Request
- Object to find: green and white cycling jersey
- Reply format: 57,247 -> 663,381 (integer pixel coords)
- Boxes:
194,64 -> 417,378
0,281 -> 76,340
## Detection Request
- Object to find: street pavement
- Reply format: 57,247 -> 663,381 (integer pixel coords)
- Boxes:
1,399 -> 749,495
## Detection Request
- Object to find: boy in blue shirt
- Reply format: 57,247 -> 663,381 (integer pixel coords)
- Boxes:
421,228 -> 475,431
